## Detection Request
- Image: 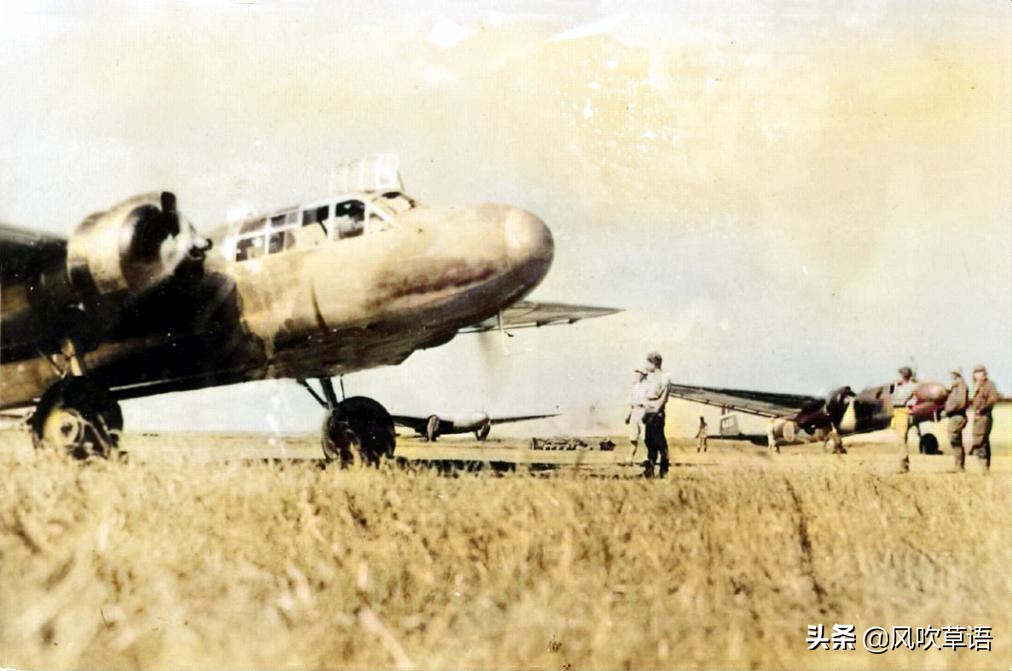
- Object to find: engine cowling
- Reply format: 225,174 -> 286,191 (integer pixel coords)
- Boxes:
912,382 -> 948,404
910,382 -> 948,420
768,417 -> 799,442
66,192 -> 201,297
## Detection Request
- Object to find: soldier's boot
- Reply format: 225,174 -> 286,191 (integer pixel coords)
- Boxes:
953,446 -> 965,471
898,456 -> 910,474
968,445 -> 987,469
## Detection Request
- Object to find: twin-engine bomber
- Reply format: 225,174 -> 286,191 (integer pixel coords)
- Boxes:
669,380 -> 952,453
392,411 -> 559,442
0,158 -> 617,461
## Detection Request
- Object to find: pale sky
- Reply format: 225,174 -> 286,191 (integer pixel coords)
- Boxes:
1,1 -> 1009,436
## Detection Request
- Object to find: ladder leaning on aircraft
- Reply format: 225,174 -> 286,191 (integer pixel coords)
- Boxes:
0,155 -> 619,462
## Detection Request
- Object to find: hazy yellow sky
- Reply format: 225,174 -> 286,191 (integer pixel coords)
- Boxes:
1,1 -> 1008,434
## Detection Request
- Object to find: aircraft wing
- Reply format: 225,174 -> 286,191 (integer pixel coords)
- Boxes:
490,413 -> 558,425
0,223 -> 67,283
391,415 -> 429,433
392,413 -> 557,429
667,383 -> 822,419
459,300 -> 620,333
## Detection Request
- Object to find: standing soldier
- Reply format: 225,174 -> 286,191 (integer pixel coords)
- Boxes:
944,369 -> 969,470
969,365 -> 999,471
766,418 -> 781,454
625,368 -> 649,465
641,351 -> 671,478
891,366 -> 918,473
696,416 -> 708,453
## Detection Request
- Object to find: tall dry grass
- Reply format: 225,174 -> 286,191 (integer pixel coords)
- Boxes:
0,448 -> 1008,669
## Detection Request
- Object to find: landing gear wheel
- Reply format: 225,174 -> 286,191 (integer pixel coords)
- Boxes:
475,424 -> 491,442
321,396 -> 396,466
30,379 -> 122,459
426,415 -> 440,442
919,434 -> 939,455
322,411 -> 361,466
823,433 -> 846,455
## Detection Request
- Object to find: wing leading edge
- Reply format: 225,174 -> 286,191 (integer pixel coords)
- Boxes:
391,416 -> 429,433
667,383 -> 822,419
0,223 -> 67,283
459,300 -> 620,334
490,413 -> 558,425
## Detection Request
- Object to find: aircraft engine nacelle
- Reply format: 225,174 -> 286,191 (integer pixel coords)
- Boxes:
66,192 -> 204,297
910,382 -> 948,420
768,417 -> 799,442
912,382 -> 948,404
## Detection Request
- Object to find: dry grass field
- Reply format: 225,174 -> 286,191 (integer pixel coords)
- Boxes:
0,431 -> 1009,670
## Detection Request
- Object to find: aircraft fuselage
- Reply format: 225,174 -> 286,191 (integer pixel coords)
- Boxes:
0,193 -> 554,409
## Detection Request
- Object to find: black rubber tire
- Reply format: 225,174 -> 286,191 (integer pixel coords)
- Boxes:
30,378 -> 122,459
919,433 -> 940,455
322,397 -> 396,466
344,397 -> 396,464
321,410 -> 361,466
476,424 -> 491,442
426,415 -> 440,442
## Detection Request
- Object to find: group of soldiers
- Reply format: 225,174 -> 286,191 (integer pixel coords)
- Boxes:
624,355 -> 1001,477
893,364 -> 1000,473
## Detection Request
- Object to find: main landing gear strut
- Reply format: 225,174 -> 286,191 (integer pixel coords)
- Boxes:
298,378 -> 396,466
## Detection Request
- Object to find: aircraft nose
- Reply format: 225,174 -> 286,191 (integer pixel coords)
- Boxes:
503,208 -> 554,277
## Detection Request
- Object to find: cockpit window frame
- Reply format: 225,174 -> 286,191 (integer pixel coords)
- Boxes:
229,192 -> 415,263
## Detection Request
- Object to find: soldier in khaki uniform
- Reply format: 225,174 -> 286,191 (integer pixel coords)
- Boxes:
943,370 -> 969,470
969,365 -> 1000,471
625,368 -> 649,464
641,352 -> 671,478
696,417 -> 708,453
891,366 -> 918,473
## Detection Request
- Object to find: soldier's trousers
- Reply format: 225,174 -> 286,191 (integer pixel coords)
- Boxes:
971,413 -> 992,470
643,411 -> 669,477
948,414 -> 967,469
892,408 -> 910,471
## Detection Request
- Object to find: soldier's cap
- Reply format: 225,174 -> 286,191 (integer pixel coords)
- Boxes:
898,366 -> 913,378
646,351 -> 663,365
973,364 -> 987,375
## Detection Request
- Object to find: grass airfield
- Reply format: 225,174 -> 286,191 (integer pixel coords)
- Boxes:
0,428 -> 1008,669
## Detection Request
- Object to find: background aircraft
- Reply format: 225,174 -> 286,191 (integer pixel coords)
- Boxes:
668,379 -> 952,453
392,411 -> 558,442
0,156 -> 617,462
